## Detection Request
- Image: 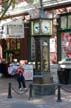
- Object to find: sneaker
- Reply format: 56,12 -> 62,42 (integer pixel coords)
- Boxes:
19,88 -> 22,91
24,88 -> 27,91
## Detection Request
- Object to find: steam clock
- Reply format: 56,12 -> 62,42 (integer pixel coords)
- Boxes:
30,0 -> 55,96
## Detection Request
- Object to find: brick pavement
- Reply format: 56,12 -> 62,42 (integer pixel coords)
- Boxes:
0,77 -> 71,108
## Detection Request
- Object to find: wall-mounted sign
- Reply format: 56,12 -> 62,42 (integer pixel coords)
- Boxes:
3,18 -> 24,38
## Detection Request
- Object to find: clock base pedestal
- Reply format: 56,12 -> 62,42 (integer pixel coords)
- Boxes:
31,74 -> 55,97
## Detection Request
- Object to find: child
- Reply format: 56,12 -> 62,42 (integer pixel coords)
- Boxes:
16,65 -> 27,91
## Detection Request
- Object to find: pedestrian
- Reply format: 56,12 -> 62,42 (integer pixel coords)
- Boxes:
16,65 -> 27,91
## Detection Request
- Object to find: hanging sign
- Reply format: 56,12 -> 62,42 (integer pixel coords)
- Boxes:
3,18 -> 24,38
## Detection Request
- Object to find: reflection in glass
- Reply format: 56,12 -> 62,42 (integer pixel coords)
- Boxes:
68,15 -> 71,29
35,38 -> 41,72
61,16 -> 67,29
42,40 -> 48,72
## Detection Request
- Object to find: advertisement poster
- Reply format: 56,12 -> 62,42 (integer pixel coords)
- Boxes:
61,32 -> 71,59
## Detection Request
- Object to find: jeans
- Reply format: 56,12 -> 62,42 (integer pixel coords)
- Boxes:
16,74 -> 26,89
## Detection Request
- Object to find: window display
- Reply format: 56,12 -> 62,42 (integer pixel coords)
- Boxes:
10,39 -> 16,49
17,39 -> 20,49
2,38 -> 21,63
61,32 -> 71,59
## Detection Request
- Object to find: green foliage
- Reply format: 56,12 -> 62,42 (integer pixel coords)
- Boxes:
0,0 -> 16,19
2,0 -> 9,11
26,0 -> 39,4
26,0 -> 34,4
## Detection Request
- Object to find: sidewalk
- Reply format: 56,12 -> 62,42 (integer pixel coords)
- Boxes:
0,77 -> 71,108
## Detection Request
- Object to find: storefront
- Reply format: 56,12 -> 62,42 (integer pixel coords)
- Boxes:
57,13 -> 71,84
0,18 -> 29,63
0,18 -> 29,77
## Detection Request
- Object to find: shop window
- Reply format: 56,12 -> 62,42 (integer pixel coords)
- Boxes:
2,38 -> 21,63
68,15 -> 71,29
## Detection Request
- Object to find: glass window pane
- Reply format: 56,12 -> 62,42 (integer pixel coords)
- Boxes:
61,32 -> 71,59
61,16 -> 67,30
68,15 -> 71,29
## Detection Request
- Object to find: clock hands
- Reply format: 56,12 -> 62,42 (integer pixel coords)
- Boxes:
44,26 -> 48,30
31,20 -> 52,35
35,26 -> 39,30
34,23 -> 40,33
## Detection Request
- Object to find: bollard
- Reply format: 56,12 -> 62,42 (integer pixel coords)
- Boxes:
28,84 -> 32,100
57,84 -> 62,102
8,82 -> 12,98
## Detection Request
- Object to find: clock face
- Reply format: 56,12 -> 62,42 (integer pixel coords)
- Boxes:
33,22 -> 40,34
41,20 -> 52,35
31,20 -> 52,36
